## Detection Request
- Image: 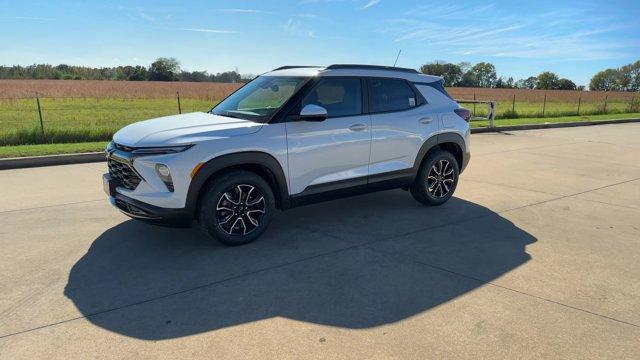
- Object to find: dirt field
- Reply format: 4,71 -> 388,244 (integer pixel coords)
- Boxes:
1,80 -> 637,102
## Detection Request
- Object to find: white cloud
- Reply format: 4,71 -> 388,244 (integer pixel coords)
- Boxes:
282,18 -> 316,38
214,8 -> 272,14
180,28 -> 238,34
386,6 -> 638,61
363,0 -> 381,9
139,12 -> 157,24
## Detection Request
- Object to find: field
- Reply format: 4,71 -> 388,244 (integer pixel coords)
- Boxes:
0,80 -> 638,155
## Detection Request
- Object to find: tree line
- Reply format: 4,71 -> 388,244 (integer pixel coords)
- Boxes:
2,56 -> 639,92
0,57 -> 251,83
419,60 -> 640,92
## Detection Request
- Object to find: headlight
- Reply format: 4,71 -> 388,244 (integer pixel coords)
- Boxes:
132,145 -> 193,156
155,163 -> 174,192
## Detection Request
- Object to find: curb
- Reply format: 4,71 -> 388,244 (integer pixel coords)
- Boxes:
0,152 -> 105,170
1,118 -> 639,170
470,118 -> 640,133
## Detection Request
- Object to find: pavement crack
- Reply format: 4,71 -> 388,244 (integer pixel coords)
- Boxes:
364,245 -> 640,329
0,199 -> 104,214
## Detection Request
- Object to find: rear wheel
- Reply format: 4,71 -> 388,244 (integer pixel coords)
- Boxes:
410,149 -> 459,206
198,170 -> 275,246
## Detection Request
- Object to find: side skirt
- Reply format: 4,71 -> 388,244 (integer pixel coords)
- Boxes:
289,169 -> 415,208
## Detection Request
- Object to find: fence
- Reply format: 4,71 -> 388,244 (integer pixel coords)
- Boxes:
0,94 -> 215,146
1,90 -> 639,146
455,100 -> 496,127
448,88 -> 639,119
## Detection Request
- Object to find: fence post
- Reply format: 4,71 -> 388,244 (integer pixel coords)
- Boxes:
603,95 -> 608,113
473,93 -> 476,116
176,91 -> 182,114
512,93 -> 516,113
577,96 -> 582,116
542,93 -> 547,117
35,93 -> 44,135
489,101 -> 496,128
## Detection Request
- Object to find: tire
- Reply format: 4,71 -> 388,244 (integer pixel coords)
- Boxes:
410,149 -> 459,206
198,170 -> 275,246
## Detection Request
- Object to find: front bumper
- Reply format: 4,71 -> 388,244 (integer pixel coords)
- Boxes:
103,173 -> 193,227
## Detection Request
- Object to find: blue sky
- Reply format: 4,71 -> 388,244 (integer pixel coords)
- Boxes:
1,0 -> 639,85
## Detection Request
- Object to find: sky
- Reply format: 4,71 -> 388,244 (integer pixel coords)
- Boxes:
1,0 -> 639,86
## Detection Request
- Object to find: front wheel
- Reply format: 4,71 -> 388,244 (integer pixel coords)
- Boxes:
410,149 -> 459,206
198,170 -> 275,246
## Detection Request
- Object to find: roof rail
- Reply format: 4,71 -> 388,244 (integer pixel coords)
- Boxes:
272,65 -> 323,71
326,64 -> 419,74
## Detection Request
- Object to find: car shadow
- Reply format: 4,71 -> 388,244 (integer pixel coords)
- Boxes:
64,189 -> 536,340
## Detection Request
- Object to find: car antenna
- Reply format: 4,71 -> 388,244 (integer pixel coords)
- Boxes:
393,49 -> 402,67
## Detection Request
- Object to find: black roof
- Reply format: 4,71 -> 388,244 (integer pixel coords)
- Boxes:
326,64 -> 419,74
271,64 -> 419,74
272,66 -> 322,71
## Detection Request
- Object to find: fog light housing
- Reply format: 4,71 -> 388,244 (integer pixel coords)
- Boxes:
155,164 -> 174,192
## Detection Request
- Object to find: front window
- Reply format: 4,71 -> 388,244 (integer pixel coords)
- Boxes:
212,76 -> 309,122
302,78 -> 362,118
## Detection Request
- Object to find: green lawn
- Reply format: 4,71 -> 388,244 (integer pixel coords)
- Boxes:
470,112 -> 640,128
0,141 -> 108,158
0,98 -> 214,146
460,99 -> 637,119
2,97 -> 639,146
1,113 -> 638,158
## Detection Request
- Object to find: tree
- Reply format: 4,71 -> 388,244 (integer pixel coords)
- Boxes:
505,77 -> 515,88
419,61 -> 463,86
557,78 -> 577,90
118,65 -> 148,81
148,57 -> 180,81
515,76 -> 537,89
619,60 -> 640,91
465,62 -> 497,88
535,72 -> 560,90
589,69 -> 622,91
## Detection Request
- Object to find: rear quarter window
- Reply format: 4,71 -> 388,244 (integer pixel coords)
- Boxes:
369,78 -> 417,113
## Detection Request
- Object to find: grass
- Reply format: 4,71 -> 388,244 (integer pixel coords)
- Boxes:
2,97 -> 639,146
0,141 -> 108,158
0,98 -> 214,146
459,100 -> 637,119
470,112 -> 640,128
1,113 -> 638,158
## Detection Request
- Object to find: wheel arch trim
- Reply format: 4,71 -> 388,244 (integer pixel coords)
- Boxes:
185,151 -> 290,217
413,132 -> 468,176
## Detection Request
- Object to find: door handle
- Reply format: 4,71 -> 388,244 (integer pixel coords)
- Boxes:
419,117 -> 433,124
349,124 -> 367,131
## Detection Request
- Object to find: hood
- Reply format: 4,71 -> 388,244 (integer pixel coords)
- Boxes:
112,112 -> 263,147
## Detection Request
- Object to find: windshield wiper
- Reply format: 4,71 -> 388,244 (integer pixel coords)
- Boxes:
218,111 -> 242,119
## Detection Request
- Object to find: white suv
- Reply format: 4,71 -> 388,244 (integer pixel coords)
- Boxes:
103,64 -> 471,245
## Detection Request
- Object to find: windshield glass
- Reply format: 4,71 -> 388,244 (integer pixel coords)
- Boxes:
211,76 -> 309,122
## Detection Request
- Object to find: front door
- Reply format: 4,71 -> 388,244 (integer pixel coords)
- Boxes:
285,78 -> 371,195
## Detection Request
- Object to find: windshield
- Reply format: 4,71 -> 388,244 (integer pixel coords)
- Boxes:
211,76 -> 309,123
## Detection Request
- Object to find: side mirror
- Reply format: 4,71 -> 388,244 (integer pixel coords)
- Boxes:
299,104 -> 328,122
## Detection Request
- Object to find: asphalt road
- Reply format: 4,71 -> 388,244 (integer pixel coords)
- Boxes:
1,124 -> 639,359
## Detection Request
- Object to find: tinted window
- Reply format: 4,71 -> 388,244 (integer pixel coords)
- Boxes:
369,78 -> 417,113
213,76 -> 308,122
303,78 -> 362,118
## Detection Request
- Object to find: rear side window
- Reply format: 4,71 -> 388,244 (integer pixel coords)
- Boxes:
303,78 -> 362,118
369,78 -> 417,113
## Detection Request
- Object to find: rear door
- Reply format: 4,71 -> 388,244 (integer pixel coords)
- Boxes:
367,78 -> 439,180
285,77 -> 371,195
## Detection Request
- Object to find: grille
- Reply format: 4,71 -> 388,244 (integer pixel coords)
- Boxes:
108,158 -> 142,190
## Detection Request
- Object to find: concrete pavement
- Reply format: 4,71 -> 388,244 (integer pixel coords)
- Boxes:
0,124 -> 639,359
